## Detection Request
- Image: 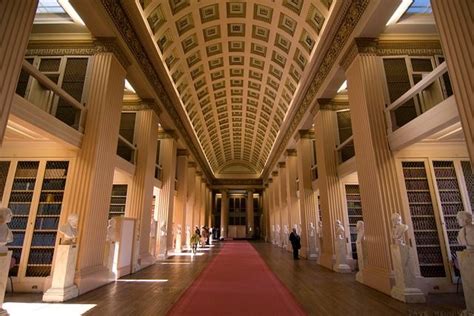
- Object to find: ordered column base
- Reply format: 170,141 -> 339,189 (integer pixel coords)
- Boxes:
42,285 -> 79,302
390,287 -> 425,304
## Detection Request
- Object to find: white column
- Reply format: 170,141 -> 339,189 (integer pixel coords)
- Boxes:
285,150 -> 299,234
185,162 -> 196,248
174,149 -> 188,252
432,0 -> 474,166
0,0 -> 38,143
128,109 -> 158,271
62,52 -> 126,294
343,38 -> 405,295
247,189 -> 254,238
220,190 -> 229,239
156,133 -> 177,258
296,131 -> 317,259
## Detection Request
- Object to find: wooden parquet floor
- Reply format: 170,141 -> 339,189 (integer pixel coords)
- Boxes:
4,241 -> 466,316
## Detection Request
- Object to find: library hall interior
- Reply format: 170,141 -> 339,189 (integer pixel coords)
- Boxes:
0,0 -> 473,315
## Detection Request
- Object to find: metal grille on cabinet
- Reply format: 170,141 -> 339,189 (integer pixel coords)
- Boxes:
401,161 -> 446,278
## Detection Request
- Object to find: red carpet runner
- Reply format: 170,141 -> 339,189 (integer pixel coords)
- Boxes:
168,241 -> 306,316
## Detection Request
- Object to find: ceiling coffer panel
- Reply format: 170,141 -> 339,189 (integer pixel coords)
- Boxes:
138,0 -> 333,175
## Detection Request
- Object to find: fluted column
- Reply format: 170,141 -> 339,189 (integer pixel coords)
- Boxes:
128,109 -> 158,271
246,189 -> 254,237
220,189 -> 229,239
262,185 -> 269,241
315,108 -> 348,269
193,172 -> 202,229
200,179 -> 206,227
156,133 -> 177,258
432,0 -> 474,166
278,163 -> 290,250
174,150 -> 188,251
342,39 -> 405,295
272,171 -> 282,246
185,162 -> 196,248
0,0 -> 37,143
61,52 -> 125,293
285,150 -> 299,233
296,131 -> 317,259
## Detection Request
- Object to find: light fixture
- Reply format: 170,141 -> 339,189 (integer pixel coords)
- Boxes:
386,0 -> 413,25
124,79 -> 136,93
58,0 -> 85,25
337,80 -> 347,93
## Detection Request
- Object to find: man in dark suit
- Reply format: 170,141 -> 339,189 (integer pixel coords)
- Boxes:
289,228 -> 301,260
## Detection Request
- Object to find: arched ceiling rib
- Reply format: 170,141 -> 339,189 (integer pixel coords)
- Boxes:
137,0 -> 334,176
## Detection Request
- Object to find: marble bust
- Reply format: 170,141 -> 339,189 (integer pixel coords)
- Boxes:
309,222 -> 315,237
457,211 -> 474,250
59,214 -> 79,245
317,221 -> 323,238
391,213 -> 408,245
0,207 -> 13,253
335,220 -> 345,240
106,217 -> 119,242
356,221 -> 365,243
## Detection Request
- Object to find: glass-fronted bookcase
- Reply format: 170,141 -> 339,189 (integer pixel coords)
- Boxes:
398,158 -> 472,292
0,159 -> 71,292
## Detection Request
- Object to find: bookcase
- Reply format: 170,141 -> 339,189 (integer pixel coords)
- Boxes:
344,185 -> 362,260
0,159 -> 71,291
108,184 -> 128,218
401,161 -> 446,278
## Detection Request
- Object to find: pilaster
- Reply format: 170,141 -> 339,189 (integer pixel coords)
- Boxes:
285,150 -> 299,234
0,0 -> 37,143
193,172 -> 202,229
247,189 -> 254,238
315,108 -> 348,269
278,163 -> 290,250
128,109 -> 158,271
431,0 -> 474,167
62,52 -> 126,293
343,38 -> 404,295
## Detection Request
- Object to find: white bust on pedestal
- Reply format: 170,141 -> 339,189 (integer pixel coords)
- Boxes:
456,211 -> 474,315
0,208 -> 13,316
355,221 -> 367,283
185,225 -> 191,248
276,225 -> 281,246
307,222 -> 318,260
43,214 -> 80,302
333,220 -> 351,273
175,224 -> 182,253
389,212 -> 425,303
283,225 -> 289,249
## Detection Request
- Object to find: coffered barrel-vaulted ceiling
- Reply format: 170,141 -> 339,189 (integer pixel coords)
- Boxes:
136,0 -> 334,177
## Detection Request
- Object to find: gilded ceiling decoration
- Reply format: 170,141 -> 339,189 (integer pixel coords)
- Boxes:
136,0 -> 334,175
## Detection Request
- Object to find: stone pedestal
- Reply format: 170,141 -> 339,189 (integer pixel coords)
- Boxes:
175,233 -> 182,253
308,234 -> 318,260
355,241 -> 367,283
0,251 -> 12,315
333,239 -> 351,273
458,250 -> 474,314
390,244 -> 425,303
43,245 -> 79,302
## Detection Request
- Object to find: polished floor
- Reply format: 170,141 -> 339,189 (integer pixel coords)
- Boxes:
4,241 -> 466,316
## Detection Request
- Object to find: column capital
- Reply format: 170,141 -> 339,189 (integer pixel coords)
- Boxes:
158,129 -> 178,141
317,98 -> 350,111
196,170 -> 203,177
285,149 -> 297,157
278,162 -> 286,169
267,179 -> 273,184
271,171 -> 279,177
294,130 -> 315,142
247,189 -> 255,194
177,149 -> 189,157
340,38 -> 378,71
94,37 -> 131,69
188,161 -> 197,168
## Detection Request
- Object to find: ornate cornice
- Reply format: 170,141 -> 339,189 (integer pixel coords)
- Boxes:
264,0 -> 369,180
376,39 -> 443,56
100,0 -> 213,181
296,130 -> 316,141
26,37 -> 131,69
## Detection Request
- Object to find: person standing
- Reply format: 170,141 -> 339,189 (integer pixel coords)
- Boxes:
289,228 -> 301,260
